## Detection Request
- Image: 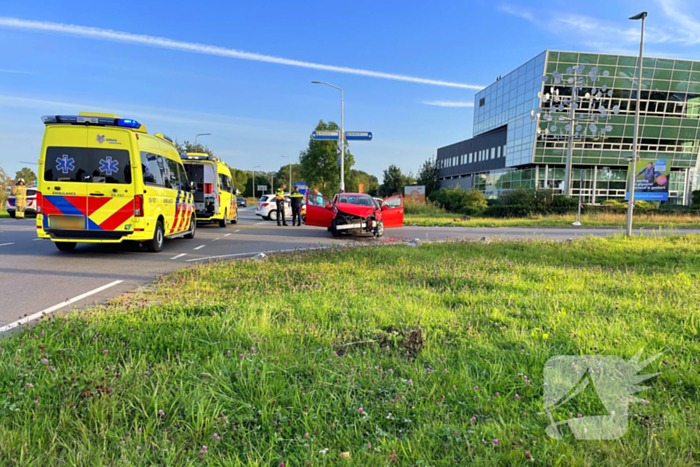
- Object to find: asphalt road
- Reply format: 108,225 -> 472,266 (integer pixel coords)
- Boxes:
1,208 -> 698,330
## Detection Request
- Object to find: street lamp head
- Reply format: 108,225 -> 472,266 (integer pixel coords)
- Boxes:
311,81 -> 321,84
629,11 -> 647,20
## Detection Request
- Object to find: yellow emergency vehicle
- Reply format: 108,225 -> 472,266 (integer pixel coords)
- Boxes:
182,154 -> 238,227
36,113 -> 196,252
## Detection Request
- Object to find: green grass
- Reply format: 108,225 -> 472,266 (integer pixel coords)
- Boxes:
1,236 -> 699,465
406,211 -> 700,228
0,210 -> 9,218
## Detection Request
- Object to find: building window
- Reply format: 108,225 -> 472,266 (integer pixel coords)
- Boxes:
479,97 -> 486,107
491,148 -> 495,159
497,146 -> 501,158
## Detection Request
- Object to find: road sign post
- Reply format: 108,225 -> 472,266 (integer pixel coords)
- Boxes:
344,131 -> 373,141
311,131 -> 340,140
258,185 -> 268,195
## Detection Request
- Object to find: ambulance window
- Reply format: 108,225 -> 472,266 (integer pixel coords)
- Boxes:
44,147 -> 131,184
220,174 -> 232,193
178,164 -> 189,190
164,158 -> 179,190
88,148 -> 131,184
141,152 -> 165,186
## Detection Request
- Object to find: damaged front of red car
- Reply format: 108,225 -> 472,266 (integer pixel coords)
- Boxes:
330,200 -> 383,237
304,192 -> 404,237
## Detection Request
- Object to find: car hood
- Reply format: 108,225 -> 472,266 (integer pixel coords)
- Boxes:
335,202 -> 376,218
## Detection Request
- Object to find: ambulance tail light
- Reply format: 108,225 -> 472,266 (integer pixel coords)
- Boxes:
36,191 -> 42,214
134,195 -> 144,217
205,183 -> 212,194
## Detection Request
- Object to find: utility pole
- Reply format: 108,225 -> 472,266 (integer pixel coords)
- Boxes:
312,81 -> 345,192
627,11 -> 648,236
253,165 -> 260,199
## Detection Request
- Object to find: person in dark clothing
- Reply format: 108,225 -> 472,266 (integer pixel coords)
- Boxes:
275,184 -> 288,226
290,186 -> 304,226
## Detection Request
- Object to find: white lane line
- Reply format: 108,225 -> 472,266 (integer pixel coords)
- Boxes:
0,280 -> 124,334
0,243 -> 14,247
170,253 -> 187,260
186,251 -> 260,262
32,238 -> 43,241
234,230 -> 240,233
212,238 -> 220,242
194,245 -> 205,250
224,233 -> 232,237
254,221 -> 268,225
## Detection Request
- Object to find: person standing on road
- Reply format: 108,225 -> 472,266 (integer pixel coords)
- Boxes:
11,179 -> 27,219
290,186 -> 304,226
275,184 -> 288,226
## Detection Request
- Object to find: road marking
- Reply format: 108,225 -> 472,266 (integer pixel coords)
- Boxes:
0,280 -> 124,334
170,253 -> 187,260
224,233 -> 232,237
32,238 -> 43,241
194,245 -> 205,250
186,251 -> 260,262
234,230 -> 240,233
254,221 -> 268,225
0,242 -> 14,247
212,238 -> 220,242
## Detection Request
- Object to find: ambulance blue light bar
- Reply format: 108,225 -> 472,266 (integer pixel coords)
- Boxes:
183,155 -> 215,161
41,115 -> 141,129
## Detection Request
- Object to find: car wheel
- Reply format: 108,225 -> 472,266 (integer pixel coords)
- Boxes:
55,241 -> 76,252
269,210 -> 277,222
232,209 -> 238,224
184,215 -> 196,239
8,211 -> 15,218
146,220 -> 165,252
330,219 -> 340,237
374,221 -> 384,238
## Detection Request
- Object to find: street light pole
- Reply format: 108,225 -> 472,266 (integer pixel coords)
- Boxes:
253,165 -> 261,199
282,156 -> 292,190
194,133 -> 211,147
627,11 -> 647,237
312,81 -> 345,192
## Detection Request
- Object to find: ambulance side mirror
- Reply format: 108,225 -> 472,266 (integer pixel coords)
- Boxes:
190,181 -> 197,193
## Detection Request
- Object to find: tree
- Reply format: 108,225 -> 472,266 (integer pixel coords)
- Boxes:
175,140 -> 214,157
416,156 -> 440,196
379,164 -> 415,197
275,162 -> 301,189
299,120 -> 355,196
348,169 -> 379,195
15,167 -> 37,186
0,165 -> 9,208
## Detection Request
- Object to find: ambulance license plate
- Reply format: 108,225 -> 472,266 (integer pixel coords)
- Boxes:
49,215 -> 85,230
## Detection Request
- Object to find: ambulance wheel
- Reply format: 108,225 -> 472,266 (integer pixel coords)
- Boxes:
8,211 -> 15,218
219,211 -> 227,228
232,209 -> 238,224
146,220 -> 165,252
55,241 -> 76,252
184,215 -> 196,239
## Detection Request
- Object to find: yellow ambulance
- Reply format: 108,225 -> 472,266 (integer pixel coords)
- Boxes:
182,154 -> 238,226
36,113 -> 196,252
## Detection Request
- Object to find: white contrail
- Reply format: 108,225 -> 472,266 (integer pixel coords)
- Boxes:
423,100 -> 474,107
0,17 -> 484,90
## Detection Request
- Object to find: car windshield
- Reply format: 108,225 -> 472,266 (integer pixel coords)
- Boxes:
337,195 -> 374,207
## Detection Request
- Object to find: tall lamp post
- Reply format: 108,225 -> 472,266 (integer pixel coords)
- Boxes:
281,155 -> 292,190
626,11 -> 647,237
312,81 -> 344,192
252,165 -> 261,199
194,133 -> 211,147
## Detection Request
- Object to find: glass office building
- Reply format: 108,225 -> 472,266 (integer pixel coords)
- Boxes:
437,50 -> 700,203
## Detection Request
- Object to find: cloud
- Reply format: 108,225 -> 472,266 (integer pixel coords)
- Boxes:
423,100 -> 474,108
0,69 -> 33,74
0,17 -> 484,90
498,2 -> 699,53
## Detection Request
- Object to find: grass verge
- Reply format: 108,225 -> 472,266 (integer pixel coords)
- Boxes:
406,211 -> 700,228
0,236 -> 699,465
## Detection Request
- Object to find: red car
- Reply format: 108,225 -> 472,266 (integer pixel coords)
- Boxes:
305,192 -> 404,237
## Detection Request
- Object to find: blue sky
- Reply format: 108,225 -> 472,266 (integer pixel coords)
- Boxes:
2,0 -> 700,179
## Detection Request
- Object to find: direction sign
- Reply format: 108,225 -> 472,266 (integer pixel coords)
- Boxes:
311,130 -> 340,140
258,185 -> 268,191
345,131 -> 373,141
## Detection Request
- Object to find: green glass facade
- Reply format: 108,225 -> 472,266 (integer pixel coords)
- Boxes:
439,50 -> 699,203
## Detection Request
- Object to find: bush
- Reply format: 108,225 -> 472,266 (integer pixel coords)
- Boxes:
601,199 -> 624,206
403,199 -> 445,216
428,187 -> 487,215
634,200 -> 657,210
692,190 -> 700,206
486,188 -> 580,217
